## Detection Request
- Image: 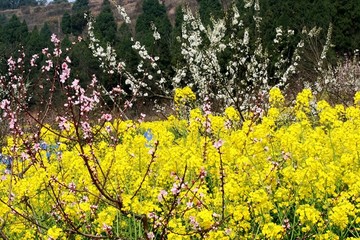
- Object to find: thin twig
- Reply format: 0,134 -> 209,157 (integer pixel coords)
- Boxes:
218,147 -> 226,219
159,164 -> 188,239
0,229 -> 9,240
131,141 -> 159,200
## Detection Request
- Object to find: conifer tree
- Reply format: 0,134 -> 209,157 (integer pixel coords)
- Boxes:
135,0 -> 173,78
40,22 -> 52,45
332,0 -> 360,53
0,15 -> 6,26
94,0 -> 117,44
0,16 -> 6,72
71,0 -> 89,35
3,15 -> 28,44
52,0 -> 69,3
26,26 -> 42,55
116,23 -> 138,74
61,12 -> 72,34
198,0 -> 222,27
170,6 -> 184,68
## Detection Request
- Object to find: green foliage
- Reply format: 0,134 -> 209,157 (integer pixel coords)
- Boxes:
61,34 -> 72,49
0,15 -> 7,73
228,0 -> 338,88
51,0 -> 69,3
0,15 -> 6,26
61,11 -> 72,34
2,15 -> 28,44
116,23 -> 139,74
258,0 -> 334,38
0,0 -> 11,9
0,16 -> 4,43
26,26 -> 42,55
332,0 -> 360,53
198,0 -> 223,27
136,0 -> 163,47
0,0 -> 359,112
135,0 -> 173,78
70,0 -> 89,35
94,0 -> 117,44
0,0 -> 41,10
40,22 -> 52,44
68,40 -> 101,86
71,0 -> 88,11
170,6 -> 184,68
251,0 -> 359,56
71,12 -> 87,35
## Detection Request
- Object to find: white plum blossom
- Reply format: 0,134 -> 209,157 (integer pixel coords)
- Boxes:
115,2 -> 131,24
151,23 -> 161,40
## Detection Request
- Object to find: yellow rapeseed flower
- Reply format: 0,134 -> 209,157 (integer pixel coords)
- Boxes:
262,222 -> 285,239
329,200 -> 355,230
269,87 -> 285,108
196,209 -> 214,229
47,226 -> 63,239
174,86 -> 196,106
295,88 -> 313,120
296,204 -> 322,227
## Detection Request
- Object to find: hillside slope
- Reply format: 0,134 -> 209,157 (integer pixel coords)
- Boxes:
0,0 -> 199,34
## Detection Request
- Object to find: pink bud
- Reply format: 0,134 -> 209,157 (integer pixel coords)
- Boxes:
213,139 -> 224,149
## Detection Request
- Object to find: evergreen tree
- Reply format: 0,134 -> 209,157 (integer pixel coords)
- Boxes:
116,23 -> 138,75
61,11 -> 72,34
25,26 -> 44,105
72,0 -> 88,11
0,0 -> 42,9
332,0 -> 360,54
135,0 -> 173,78
61,35 -> 72,49
26,26 -> 42,55
36,0 -> 46,5
0,16 -> 6,73
68,40 -> 101,86
94,0 -> 117,44
256,0 -> 360,56
71,0 -> 89,35
136,0 -> 172,47
198,0 -> 223,27
20,20 -> 29,40
3,15 -> 28,44
20,0 -> 39,7
0,15 -> 6,26
170,6 -> 184,68
0,1 -> 10,10
52,0 -> 69,4
40,22 -> 52,45
0,15 -> 6,43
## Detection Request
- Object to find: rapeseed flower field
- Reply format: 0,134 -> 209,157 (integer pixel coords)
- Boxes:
2,88 -> 360,239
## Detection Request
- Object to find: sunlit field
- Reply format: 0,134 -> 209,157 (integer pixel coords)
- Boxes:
1,0 -> 360,238
2,88 -> 360,239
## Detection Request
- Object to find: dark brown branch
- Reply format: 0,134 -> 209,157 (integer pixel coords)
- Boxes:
159,164 -> 188,239
131,141 -> 159,200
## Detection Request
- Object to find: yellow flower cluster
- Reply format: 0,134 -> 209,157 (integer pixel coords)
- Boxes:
269,87 -> 285,108
3,88 -> 360,239
47,226 -> 63,240
262,222 -> 284,239
295,88 -> 313,120
174,86 -> 196,106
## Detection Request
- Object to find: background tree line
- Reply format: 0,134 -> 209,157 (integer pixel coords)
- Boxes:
0,0 -> 47,10
0,0 -> 359,106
